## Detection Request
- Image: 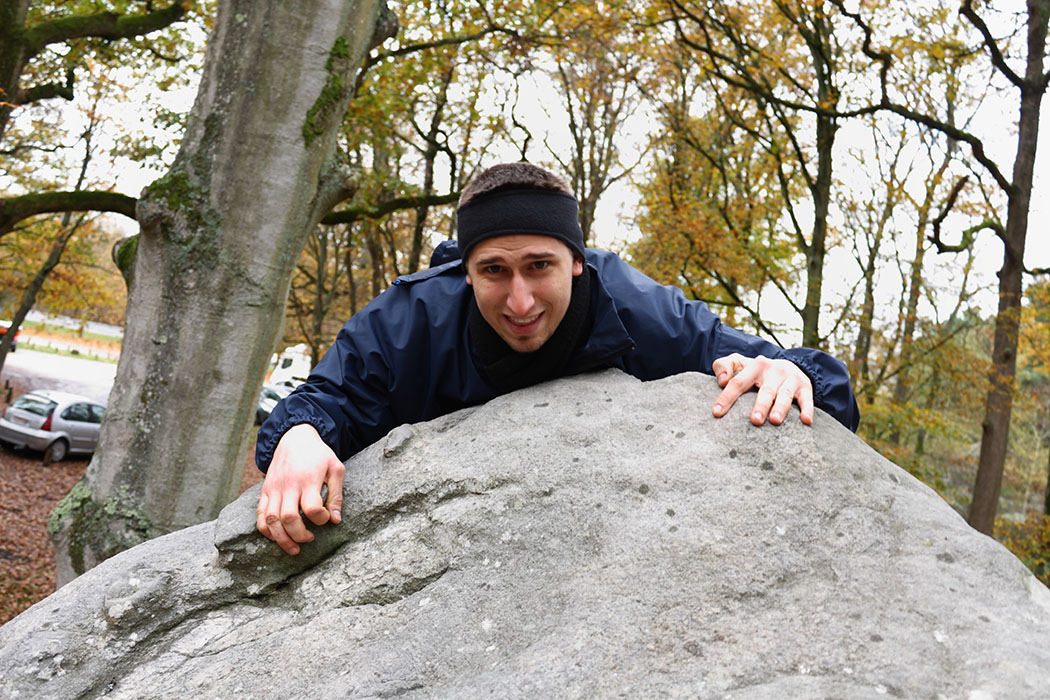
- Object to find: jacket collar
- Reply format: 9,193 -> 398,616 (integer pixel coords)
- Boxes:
566,262 -> 635,373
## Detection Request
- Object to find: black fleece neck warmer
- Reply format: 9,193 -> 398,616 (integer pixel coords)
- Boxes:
469,266 -> 592,393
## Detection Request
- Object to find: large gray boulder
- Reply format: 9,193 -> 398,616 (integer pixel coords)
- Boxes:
1,370 -> 1048,699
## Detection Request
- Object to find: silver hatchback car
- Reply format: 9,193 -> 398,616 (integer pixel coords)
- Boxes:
0,390 -> 106,461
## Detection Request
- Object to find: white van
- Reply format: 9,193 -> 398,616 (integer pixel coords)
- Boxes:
268,343 -> 312,388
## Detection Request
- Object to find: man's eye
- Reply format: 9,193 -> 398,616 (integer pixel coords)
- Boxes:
484,265 -> 503,274
532,261 -> 550,270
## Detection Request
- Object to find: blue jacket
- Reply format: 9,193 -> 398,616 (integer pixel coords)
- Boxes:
256,248 -> 859,472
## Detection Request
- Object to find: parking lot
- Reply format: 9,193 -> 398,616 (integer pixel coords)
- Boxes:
2,346 -> 116,404
0,349 -> 261,624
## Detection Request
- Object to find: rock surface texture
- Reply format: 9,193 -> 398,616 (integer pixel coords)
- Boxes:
2,370 -> 1049,699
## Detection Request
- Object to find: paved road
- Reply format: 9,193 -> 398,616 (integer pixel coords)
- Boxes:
1,349 -> 116,404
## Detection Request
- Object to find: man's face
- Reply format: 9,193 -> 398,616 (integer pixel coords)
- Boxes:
465,234 -> 584,353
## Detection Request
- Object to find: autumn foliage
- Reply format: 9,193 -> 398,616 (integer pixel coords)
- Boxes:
996,514 -> 1050,587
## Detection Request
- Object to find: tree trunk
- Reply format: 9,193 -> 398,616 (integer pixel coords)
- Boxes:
800,119 -> 834,348
0,0 -> 30,145
851,245 -> 875,387
1044,445 -> 1049,516
800,4 -> 837,349
365,221 -> 385,298
0,223 -> 78,372
408,65 -> 453,274
969,253 -> 1025,534
312,230 -> 330,364
889,196 -> 933,444
968,5 -> 1046,534
49,0 -> 395,585
346,227 -> 360,315
852,191 -> 892,398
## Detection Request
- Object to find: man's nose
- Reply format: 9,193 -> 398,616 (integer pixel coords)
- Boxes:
506,274 -> 534,315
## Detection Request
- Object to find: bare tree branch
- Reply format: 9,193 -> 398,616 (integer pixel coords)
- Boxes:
928,175 -> 1006,253
0,190 -> 137,237
828,0 -> 1014,194
321,192 -> 459,226
959,0 -> 1025,88
22,2 -> 188,55
18,69 -> 75,105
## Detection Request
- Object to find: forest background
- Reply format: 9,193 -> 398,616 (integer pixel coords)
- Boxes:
1,0 -> 1048,585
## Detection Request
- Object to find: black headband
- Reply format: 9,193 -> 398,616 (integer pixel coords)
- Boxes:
457,189 -> 586,262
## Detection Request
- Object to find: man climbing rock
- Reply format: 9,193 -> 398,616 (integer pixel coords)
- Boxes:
255,162 -> 859,555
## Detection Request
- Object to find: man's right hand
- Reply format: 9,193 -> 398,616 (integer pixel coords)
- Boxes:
256,423 -> 345,555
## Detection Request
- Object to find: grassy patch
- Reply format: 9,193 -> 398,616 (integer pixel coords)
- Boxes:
19,342 -> 118,364
19,320 -> 122,345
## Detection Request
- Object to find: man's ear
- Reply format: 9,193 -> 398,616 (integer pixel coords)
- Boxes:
572,257 -> 584,277
465,270 -> 473,286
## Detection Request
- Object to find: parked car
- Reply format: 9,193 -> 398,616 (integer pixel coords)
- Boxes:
256,383 -> 293,425
0,390 -> 106,461
0,320 -> 21,351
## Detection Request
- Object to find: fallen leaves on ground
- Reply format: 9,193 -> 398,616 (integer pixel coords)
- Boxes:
0,447 -> 88,625
0,419 -> 262,626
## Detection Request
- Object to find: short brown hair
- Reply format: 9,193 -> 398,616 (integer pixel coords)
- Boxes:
459,162 -> 572,207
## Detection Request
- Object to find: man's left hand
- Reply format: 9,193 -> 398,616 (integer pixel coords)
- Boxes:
711,353 -> 814,426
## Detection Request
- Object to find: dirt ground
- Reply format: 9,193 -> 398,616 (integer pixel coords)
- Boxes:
0,375 -> 263,625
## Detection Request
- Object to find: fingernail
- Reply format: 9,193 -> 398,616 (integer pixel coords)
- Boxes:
289,546 -> 299,555
713,403 -> 723,414
331,509 -> 341,523
770,412 -> 781,422
752,411 -> 763,421
717,372 -> 727,383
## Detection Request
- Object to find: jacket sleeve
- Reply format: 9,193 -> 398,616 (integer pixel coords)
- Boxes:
254,303 -> 399,474
600,253 -> 860,432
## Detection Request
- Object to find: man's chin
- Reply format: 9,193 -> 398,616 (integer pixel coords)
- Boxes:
501,332 -> 546,353
507,341 -> 542,353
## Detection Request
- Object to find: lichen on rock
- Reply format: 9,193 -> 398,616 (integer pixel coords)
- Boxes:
48,479 -> 154,580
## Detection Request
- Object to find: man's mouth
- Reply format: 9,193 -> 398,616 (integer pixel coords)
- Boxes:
505,312 -> 542,334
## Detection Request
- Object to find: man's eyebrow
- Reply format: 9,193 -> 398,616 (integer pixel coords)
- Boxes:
474,250 -> 558,266
522,251 -> 558,260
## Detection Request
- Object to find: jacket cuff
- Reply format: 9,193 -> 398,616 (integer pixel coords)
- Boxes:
255,415 -> 333,474
778,348 -> 827,407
